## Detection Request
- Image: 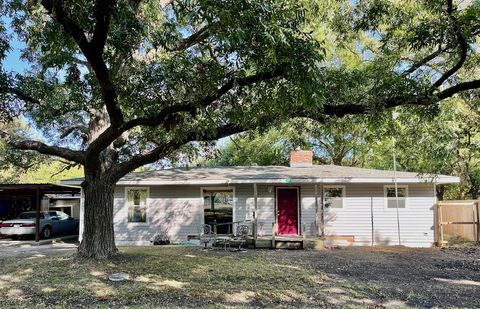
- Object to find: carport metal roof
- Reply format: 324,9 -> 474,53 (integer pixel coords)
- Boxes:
0,183 -> 79,193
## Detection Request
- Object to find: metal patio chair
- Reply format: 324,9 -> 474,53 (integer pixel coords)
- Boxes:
227,224 -> 250,251
199,224 -> 216,249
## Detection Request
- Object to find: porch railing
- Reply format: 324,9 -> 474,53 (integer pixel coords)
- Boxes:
212,219 -> 253,236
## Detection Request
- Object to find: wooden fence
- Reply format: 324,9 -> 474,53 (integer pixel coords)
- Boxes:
436,200 -> 480,246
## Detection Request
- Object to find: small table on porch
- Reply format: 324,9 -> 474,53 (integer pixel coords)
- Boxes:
215,236 -> 232,250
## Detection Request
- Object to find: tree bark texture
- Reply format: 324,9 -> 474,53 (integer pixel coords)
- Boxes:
77,172 -> 118,259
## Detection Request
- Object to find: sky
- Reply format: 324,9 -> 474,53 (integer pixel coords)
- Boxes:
3,38 -> 27,73
1,16 -> 28,73
2,16 -> 49,143
1,15 -> 231,152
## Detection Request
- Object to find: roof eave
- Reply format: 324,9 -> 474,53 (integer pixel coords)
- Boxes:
62,176 -> 460,186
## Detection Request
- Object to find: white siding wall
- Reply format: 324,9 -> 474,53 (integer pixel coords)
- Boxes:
250,185 -> 275,236
113,185 -> 203,245
111,182 -> 435,247
324,183 -> 435,247
235,184 -> 254,222
301,185 -> 318,236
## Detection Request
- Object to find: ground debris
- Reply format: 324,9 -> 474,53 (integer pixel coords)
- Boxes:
0,245 -> 479,308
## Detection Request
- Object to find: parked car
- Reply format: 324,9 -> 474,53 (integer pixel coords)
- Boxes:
0,211 -> 79,239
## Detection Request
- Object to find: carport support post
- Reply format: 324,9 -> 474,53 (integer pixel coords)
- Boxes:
35,188 -> 40,242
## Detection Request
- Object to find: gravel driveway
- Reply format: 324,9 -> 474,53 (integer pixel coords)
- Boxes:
0,242 -> 77,257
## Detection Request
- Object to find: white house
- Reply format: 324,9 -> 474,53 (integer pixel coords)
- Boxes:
47,193 -> 81,219
63,150 -> 459,248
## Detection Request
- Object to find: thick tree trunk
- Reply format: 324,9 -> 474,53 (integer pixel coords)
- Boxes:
77,173 -> 118,259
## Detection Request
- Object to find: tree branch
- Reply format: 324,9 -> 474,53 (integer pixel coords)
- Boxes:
87,66 -> 286,156
430,0 -> 468,90
0,85 -> 84,119
0,130 -> 85,164
402,48 -> 443,76
40,0 -> 90,53
92,0 -> 117,50
50,161 -> 81,178
310,75 -> 480,120
59,124 -> 88,139
106,73 -> 480,178
41,0 -> 124,128
0,85 -> 41,105
112,123 -> 251,178
437,79 -> 480,100
125,66 -> 286,128
166,24 -> 212,52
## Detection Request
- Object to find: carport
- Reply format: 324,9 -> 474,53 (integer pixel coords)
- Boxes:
0,184 -> 80,241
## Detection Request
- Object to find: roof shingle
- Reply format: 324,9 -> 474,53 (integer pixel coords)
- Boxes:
62,165 -> 459,185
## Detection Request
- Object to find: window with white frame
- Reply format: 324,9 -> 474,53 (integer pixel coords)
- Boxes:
203,188 -> 234,234
127,188 -> 148,223
384,185 -> 408,208
324,186 -> 345,208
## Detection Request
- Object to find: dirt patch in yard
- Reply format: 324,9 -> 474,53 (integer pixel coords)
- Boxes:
273,246 -> 480,308
0,246 -> 479,308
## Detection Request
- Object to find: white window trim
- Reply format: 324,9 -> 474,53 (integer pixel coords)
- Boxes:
384,185 -> 409,209
323,185 -> 346,209
200,186 -> 236,225
125,187 -> 150,226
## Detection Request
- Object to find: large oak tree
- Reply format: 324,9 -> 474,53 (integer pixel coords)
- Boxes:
0,0 -> 479,258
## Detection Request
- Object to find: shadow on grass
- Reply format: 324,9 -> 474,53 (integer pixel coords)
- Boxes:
0,246 -> 479,308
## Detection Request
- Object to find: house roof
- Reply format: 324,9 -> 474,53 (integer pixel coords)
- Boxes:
61,165 -> 460,186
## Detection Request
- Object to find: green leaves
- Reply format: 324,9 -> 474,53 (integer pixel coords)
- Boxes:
0,120 -> 48,181
201,128 -> 301,167
0,0 -> 479,179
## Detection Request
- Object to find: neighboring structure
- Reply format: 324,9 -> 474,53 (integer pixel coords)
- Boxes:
0,184 -> 80,220
47,193 -> 81,219
0,184 -> 80,240
63,150 -> 459,247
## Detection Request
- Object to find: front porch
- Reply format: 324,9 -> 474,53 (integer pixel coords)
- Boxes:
254,235 -> 320,249
209,220 -> 323,249
201,182 -> 325,249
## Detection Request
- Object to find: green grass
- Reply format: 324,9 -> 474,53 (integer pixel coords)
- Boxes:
0,247 -> 329,308
2,246 -> 477,308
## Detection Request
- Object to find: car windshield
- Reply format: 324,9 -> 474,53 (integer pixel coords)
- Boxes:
18,212 -> 44,219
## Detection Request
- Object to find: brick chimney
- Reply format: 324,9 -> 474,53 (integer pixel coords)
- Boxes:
289,149 -> 313,167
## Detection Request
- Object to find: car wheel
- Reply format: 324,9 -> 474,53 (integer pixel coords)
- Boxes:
41,226 -> 52,239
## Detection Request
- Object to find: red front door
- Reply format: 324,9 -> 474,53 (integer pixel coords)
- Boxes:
277,188 -> 299,235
